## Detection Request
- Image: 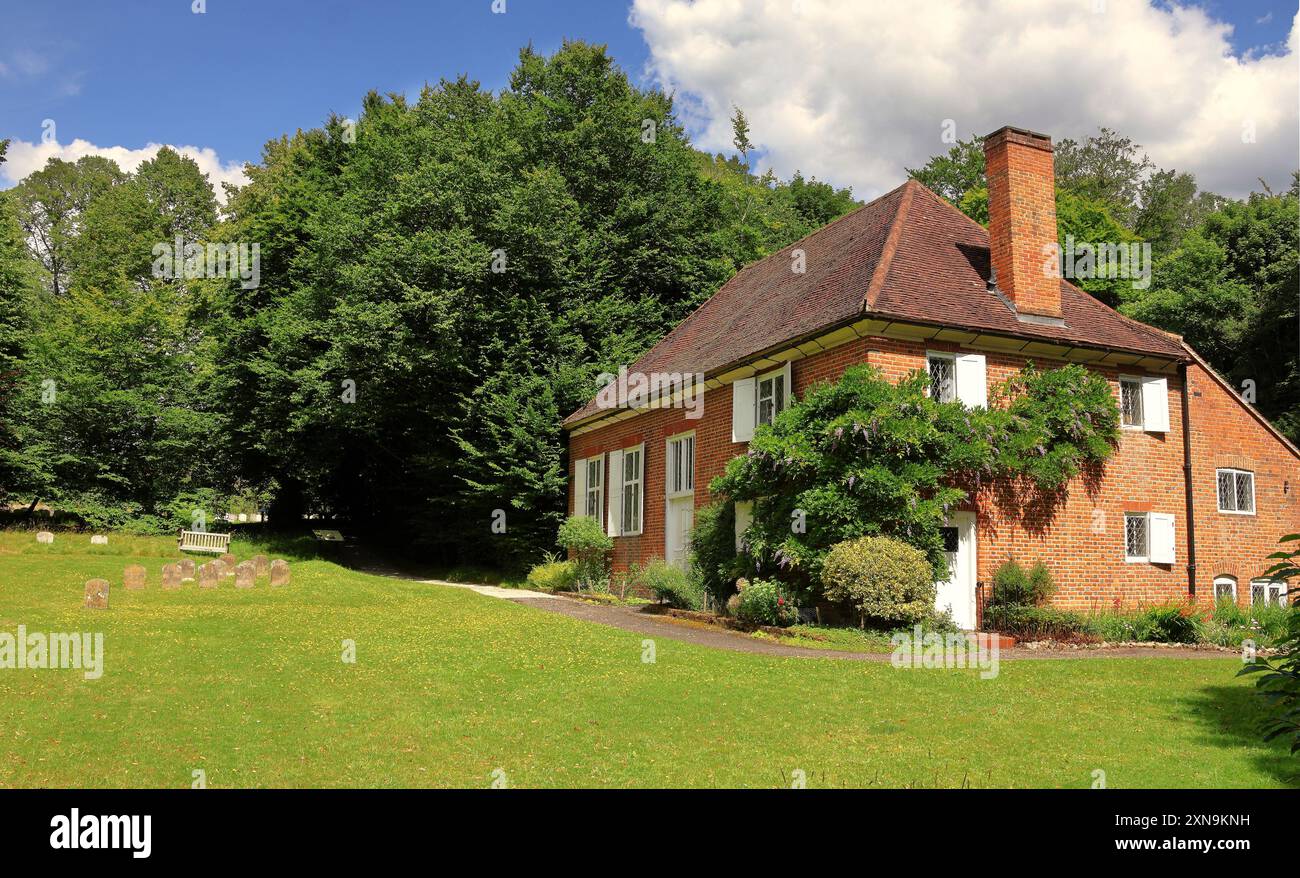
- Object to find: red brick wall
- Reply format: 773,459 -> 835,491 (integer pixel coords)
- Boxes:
567,337 -> 1299,609
1186,361 -> 1300,606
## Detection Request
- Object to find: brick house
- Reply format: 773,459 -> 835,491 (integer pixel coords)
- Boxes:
562,126 -> 1299,627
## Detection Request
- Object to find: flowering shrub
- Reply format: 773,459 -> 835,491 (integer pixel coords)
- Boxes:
711,363 -> 1117,599
734,578 -> 798,627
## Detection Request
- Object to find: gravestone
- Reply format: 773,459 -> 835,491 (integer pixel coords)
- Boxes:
84,579 -> 109,609
178,558 -> 196,581
218,552 -> 237,569
36,531 -> 54,544
269,559 -> 290,587
123,564 -> 146,590
90,535 -> 108,546
199,562 -> 218,588
253,555 -> 269,578
234,561 -> 255,588
161,563 -> 182,590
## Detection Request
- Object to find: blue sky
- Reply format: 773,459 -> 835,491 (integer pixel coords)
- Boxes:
2,1 -> 1297,198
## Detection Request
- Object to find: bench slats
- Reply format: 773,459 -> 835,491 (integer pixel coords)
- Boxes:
177,530 -> 232,554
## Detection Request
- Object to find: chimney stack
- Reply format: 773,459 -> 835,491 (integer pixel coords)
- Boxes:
983,126 -> 1061,320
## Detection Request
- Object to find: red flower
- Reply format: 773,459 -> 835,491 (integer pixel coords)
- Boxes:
777,597 -> 785,605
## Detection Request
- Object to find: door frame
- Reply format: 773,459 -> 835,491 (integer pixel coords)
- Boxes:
938,511 -> 978,630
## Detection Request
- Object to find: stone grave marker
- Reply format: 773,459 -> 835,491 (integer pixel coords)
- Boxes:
161,563 -> 182,590
36,531 -> 54,544
269,559 -> 290,587
123,564 -> 146,590
253,554 -> 270,578
84,579 -> 109,609
90,535 -> 108,546
178,558 -> 196,581
234,561 -> 255,588
199,562 -> 218,588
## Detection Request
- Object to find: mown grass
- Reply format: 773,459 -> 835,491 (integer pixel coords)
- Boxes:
0,530 -> 1292,788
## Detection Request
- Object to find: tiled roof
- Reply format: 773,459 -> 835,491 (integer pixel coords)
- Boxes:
564,178 -> 1186,426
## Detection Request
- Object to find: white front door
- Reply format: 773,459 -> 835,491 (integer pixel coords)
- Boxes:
666,497 -> 694,569
665,433 -> 696,570
934,512 -> 977,630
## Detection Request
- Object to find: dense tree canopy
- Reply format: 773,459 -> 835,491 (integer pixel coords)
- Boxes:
0,44 -> 1293,566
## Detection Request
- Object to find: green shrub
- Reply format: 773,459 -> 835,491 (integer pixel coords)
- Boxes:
734,578 -> 798,627
989,559 -> 1056,607
1131,605 -> 1201,643
821,536 -> 936,625
526,559 -> 578,592
556,515 -> 613,590
984,605 -> 1088,640
635,559 -> 704,610
689,501 -> 742,608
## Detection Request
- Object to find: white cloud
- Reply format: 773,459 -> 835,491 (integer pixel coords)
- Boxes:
1,138 -> 248,202
631,0 -> 1299,200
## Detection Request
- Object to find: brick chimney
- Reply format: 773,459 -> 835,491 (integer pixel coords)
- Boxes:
983,126 -> 1061,320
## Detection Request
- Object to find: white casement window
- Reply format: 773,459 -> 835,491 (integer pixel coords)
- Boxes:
1250,579 -> 1288,608
1216,468 -> 1255,515
1125,511 -> 1175,564
734,500 -> 754,552
573,455 -> 604,519
666,434 -> 695,498
1119,374 -> 1169,432
732,362 -> 792,442
616,443 -> 644,536
584,455 -> 604,519
926,351 -> 986,408
1213,576 -> 1237,603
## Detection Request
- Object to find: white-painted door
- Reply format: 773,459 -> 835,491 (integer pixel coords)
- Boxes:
666,497 -> 694,569
934,512 -> 977,630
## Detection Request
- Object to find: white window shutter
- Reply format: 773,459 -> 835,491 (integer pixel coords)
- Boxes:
732,377 -> 756,442
573,457 -> 588,517
781,361 -> 793,409
607,449 -> 623,536
734,500 -> 753,552
635,446 -> 645,533
1149,512 -> 1175,564
594,452 -> 605,518
1141,376 -> 1169,432
956,353 -> 987,409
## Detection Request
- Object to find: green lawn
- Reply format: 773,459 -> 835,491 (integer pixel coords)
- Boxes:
0,531 -> 1292,788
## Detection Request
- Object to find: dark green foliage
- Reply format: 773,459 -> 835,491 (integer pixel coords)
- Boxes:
688,500 -> 742,607
712,363 -> 1118,597
983,605 -> 1088,640
989,559 -> 1056,608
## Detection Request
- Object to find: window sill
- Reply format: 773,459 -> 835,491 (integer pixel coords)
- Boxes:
1217,508 -> 1256,516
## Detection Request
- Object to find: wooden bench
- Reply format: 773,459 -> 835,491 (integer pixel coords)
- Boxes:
177,530 -> 231,554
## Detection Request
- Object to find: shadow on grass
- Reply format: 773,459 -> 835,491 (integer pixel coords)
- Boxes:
1181,683 -> 1299,787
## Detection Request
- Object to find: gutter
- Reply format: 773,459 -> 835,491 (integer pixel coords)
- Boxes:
1180,362 -> 1197,600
